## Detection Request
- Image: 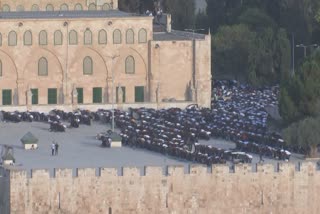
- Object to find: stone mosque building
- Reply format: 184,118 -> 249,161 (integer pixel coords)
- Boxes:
0,0 -> 211,110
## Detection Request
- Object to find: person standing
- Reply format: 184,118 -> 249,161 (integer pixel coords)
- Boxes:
51,142 -> 55,156
55,142 -> 59,155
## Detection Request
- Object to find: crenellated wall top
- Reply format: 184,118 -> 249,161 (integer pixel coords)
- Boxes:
7,162 -> 319,179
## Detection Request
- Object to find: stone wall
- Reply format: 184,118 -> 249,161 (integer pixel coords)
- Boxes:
0,0 -> 118,11
0,101 -> 196,112
0,17 -> 153,106
150,34 -> 212,108
0,168 -> 10,214
8,162 -> 320,214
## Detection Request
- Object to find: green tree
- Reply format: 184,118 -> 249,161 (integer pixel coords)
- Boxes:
118,0 -> 140,12
283,117 -> 320,157
163,0 -> 195,30
213,8 -> 291,86
279,88 -> 299,123
280,49 -> 320,123
213,24 -> 255,81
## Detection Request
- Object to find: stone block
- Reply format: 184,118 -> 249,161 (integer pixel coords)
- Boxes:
212,164 -> 229,175
77,168 -> 96,177
10,170 -> 27,180
54,168 -> 73,178
123,167 -> 140,177
278,163 -> 295,174
234,164 -> 252,175
256,164 -> 274,174
190,165 -> 207,176
145,166 -> 163,177
100,167 -> 118,178
300,162 -> 316,175
31,169 -> 50,179
167,166 -> 184,177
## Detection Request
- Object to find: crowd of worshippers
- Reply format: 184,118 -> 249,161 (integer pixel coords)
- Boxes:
0,109 -> 92,132
211,80 -> 291,160
113,108 -> 252,165
0,80 -> 292,162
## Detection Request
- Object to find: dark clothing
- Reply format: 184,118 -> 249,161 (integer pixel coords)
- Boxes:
55,143 -> 59,155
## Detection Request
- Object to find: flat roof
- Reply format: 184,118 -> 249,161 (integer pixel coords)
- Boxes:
0,10 -> 149,19
0,121 -> 191,170
153,30 -> 207,41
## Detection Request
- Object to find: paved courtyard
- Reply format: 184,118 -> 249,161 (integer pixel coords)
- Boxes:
0,120 -> 309,172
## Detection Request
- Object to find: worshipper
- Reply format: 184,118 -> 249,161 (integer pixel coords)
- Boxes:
51,142 -> 55,156
55,142 -> 59,156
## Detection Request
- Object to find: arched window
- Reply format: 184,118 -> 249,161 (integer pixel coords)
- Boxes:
126,29 -> 134,44
84,29 -> 92,45
98,30 -> 107,44
60,4 -> 68,11
102,3 -> 110,10
38,57 -> 48,76
54,30 -> 63,45
8,31 -> 17,46
16,5 -> 24,11
0,60 -> 2,76
46,4 -> 54,11
88,3 -> 96,11
24,31 -> 32,46
113,29 -> 121,44
0,33 -> 2,46
125,56 -> 135,74
74,4 -> 83,11
138,29 -> 147,43
83,56 -> 93,75
31,4 -> 39,11
69,30 -> 78,45
2,4 -> 10,12
39,30 -> 47,45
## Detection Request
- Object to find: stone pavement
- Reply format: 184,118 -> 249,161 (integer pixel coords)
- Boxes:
0,121 -> 309,172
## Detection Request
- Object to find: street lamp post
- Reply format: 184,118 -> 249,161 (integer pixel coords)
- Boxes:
184,28 -> 204,102
109,55 -> 120,132
296,44 -> 318,58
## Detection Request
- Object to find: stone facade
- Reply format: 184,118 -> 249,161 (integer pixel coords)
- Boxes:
0,4 -> 212,109
0,0 -> 118,11
2,162 -> 319,214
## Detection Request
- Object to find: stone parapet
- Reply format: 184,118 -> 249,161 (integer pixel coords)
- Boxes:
6,162 -> 320,214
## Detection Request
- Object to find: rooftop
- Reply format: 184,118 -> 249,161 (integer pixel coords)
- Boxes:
153,30 -> 207,41
0,10 -> 148,19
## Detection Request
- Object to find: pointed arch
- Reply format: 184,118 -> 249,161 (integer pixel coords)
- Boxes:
54,30 -> 63,45
98,30 -> 107,44
84,29 -> 92,45
24,30 -> 32,46
113,29 -> 121,44
8,31 -> 17,46
31,4 -> 39,11
74,3 -> 83,11
138,28 -> 147,43
2,4 -> 10,12
88,3 -> 96,10
126,29 -> 134,44
39,30 -> 47,45
69,30 -> 78,45
46,4 -> 54,11
83,56 -> 93,75
125,56 -> 135,74
60,4 -> 68,11
102,3 -> 110,10
38,57 -> 48,76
